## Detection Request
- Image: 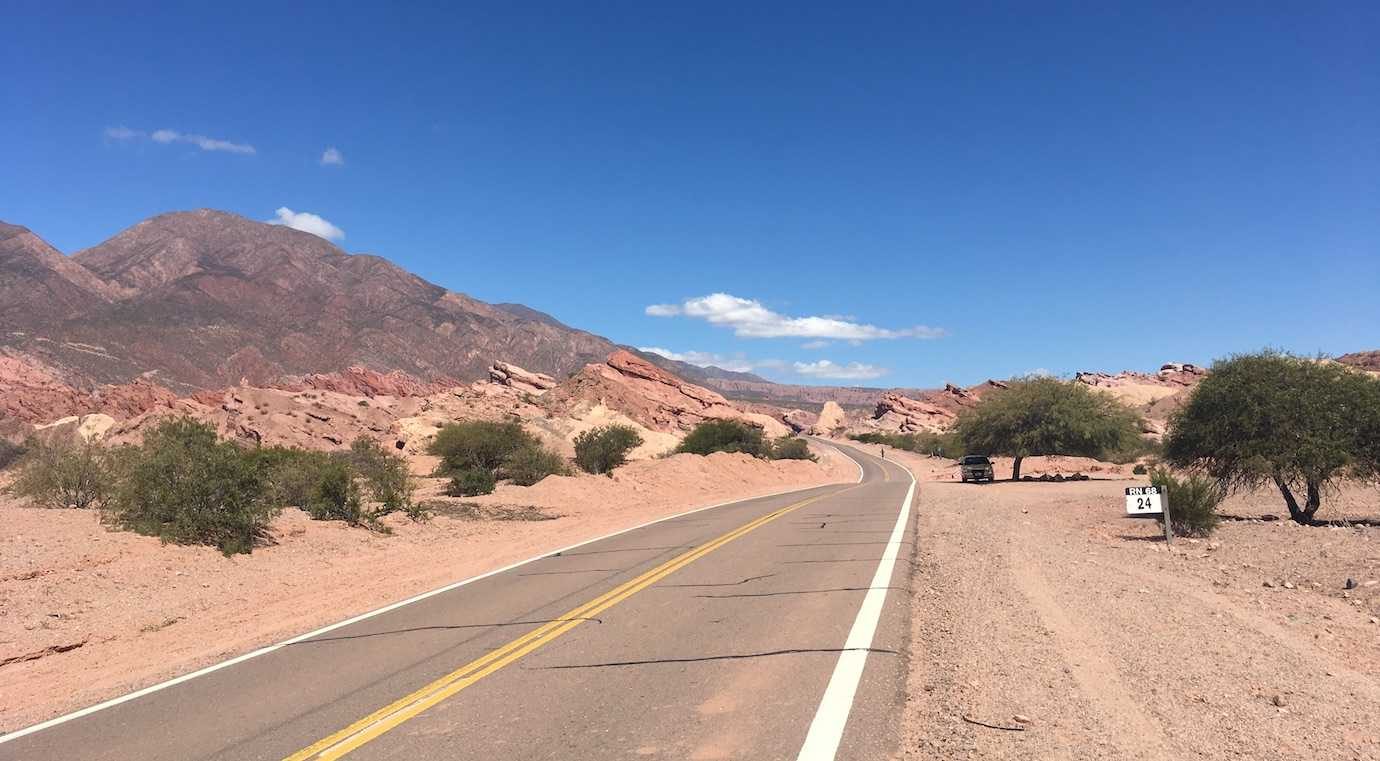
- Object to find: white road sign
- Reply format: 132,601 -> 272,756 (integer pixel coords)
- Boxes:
1125,485 -> 1164,516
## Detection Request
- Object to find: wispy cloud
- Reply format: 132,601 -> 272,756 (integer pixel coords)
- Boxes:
801,340 -> 831,350
104,125 -> 143,140
638,347 -> 785,374
792,360 -> 889,380
267,207 -> 345,241
320,147 -> 345,166
103,125 -> 255,155
645,293 -> 944,341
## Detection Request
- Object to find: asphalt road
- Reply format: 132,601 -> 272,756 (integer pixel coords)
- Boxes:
1,441 -> 917,761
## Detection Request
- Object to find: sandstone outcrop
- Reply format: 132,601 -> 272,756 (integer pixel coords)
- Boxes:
273,366 -> 458,398
811,401 -> 847,435
782,409 -> 818,433
542,350 -> 790,437
487,362 -> 558,395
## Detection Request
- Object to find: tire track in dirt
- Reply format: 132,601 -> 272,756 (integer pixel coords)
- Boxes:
1008,542 -> 1175,759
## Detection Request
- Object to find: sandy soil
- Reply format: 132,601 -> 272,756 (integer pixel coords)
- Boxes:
883,449 -> 1380,760
0,445 -> 854,733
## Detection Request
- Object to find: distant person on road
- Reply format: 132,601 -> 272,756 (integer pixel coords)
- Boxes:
881,447 -> 886,460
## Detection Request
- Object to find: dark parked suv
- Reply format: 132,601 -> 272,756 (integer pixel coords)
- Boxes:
960,455 -> 994,483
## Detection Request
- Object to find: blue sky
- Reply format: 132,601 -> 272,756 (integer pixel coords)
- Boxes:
4,2 -> 1377,388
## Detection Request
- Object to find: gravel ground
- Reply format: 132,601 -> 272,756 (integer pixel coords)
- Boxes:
890,459 -> 1380,761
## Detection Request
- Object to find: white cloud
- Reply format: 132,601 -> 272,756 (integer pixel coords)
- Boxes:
646,293 -> 944,340
104,126 -> 143,140
792,360 -> 889,381
801,340 -> 830,349
109,126 -> 256,154
320,147 -> 345,166
638,347 -> 783,374
267,207 -> 345,241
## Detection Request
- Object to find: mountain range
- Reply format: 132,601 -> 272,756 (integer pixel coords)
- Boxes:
0,209 -> 760,395
5,209 -> 1373,419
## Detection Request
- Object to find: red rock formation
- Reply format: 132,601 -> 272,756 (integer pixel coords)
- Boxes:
0,352 -> 178,424
542,350 -> 788,436
487,362 -> 558,394
272,366 -> 459,398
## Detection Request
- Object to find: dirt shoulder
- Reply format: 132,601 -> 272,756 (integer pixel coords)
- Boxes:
884,449 -> 1380,760
0,446 -> 854,733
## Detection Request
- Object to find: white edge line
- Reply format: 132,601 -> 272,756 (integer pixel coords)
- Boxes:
796,449 -> 916,760
0,471 -> 855,745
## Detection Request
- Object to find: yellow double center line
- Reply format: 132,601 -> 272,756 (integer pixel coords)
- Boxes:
284,487 -> 848,760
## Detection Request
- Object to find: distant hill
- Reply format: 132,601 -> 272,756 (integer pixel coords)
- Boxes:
0,210 -> 620,391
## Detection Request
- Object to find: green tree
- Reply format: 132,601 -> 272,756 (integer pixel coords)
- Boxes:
573,425 -> 644,474
954,376 -> 1142,480
1164,351 -> 1380,524
676,419 -> 770,458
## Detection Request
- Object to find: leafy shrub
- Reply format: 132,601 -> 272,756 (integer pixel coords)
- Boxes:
103,418 -> 277,556
349,437 -> 418,517
770,437 -> 817,461
1132,463 -> 1148,475
1150,467 -> 1224,537
573,425 -> 643,475
503,443 -> 569,486
256,447 -> 335,509
7,438 -> 116,509
447,468 -> 496,497
304,458 -> 365,523
1165,350 -> 1380,523
429,421 -> 538,475
676,419 -> 769,458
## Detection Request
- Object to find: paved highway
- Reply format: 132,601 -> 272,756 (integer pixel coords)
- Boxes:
1,441 -> 916,760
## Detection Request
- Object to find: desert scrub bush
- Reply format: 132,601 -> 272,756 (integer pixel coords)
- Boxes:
1150,467 -> 1224,537
447,467 -> 496,497
676,419 -> 769,458
303,458 -> 365,523
429,420 -> 537,474
349,437 -> 420,518
1132,463 -> 1148,475
503,443 -> 569,486
573,424 -> 643,475
103,418 -> 277,556
6,437 -> 117,509
769,437 -> 817,461
255,447 -> 334,509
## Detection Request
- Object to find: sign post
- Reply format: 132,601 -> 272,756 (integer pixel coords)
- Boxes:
1125,485 -> 1173,546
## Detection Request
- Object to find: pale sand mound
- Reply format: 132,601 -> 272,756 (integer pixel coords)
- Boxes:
0,443 -> 853,733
